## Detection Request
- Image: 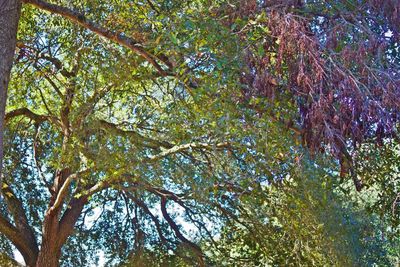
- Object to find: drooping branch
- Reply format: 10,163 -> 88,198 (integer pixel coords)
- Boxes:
145,183 -> 220,250
124,192 -> 168,245
160,197 -> 205,266
237,5 -> 400,190
22,0 -> 173,76
119,182 -> 208,258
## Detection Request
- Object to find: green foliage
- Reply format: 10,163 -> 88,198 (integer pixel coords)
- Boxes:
205,158 -> 400,266
1,0 -> 399,266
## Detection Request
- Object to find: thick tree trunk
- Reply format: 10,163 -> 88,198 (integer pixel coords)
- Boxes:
34,169 -> 68,267
35,169 -> 87,267
35,252 -> 61,267
35,215 -> 62,267
35,197 -> 87,267
0,0 -> 21,185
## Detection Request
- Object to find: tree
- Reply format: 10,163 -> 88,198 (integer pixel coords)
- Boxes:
0,0 -> 21,191
1,1 -> 259,265
0,0 -> 399,266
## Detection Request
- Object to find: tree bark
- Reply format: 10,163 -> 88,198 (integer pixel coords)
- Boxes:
0,0 -> 21,189
35,197 -> 88,267
35,213 -> 62,267
35,169 -> 69,267
2,184 -> 39,265
35,169 -> 88,267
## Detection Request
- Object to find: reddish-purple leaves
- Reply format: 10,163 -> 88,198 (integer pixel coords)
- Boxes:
232,2 -> 400,189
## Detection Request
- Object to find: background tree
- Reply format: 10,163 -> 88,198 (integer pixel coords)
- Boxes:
205,156 -> 400,266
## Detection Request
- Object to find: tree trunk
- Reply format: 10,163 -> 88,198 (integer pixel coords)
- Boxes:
35,169 -> 87,267
34,169 -> 68,267
34,197 -> 87,267
0,0 -> 21,184
35,215 -> 62,267
35,251 -> 61,267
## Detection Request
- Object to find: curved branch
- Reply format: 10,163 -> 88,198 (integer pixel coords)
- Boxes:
22,0 -> 173,76
125,192 -> 168,245
2,185 -> 38,248
0,214 -> 37,266
0,183 -> 39,266
160,197 -> 205,267
49,169 -> 89,214
5,107 -> 59,126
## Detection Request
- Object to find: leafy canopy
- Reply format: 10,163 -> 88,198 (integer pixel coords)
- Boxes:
0,0 -> 399,266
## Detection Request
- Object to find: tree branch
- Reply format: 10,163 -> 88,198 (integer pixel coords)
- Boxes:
0,185 -> 38,266
16,42 -> 76,78
22,0 -> 173,76
84,180 -> 108,197
2,184 -> 39,260
97,119 -> 173,149
124,192 -> 168,245
73,84 -> 114,129
146,141 -> 229,162
0,214 -> 37,266
48,170 -> 88,215
160,197 -> 205,266
57,196 -> 87,246
5,107 -> 59,126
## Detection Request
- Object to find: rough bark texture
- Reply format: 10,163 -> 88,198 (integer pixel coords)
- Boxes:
0,0 -> 21,189
35,212 -> 62,267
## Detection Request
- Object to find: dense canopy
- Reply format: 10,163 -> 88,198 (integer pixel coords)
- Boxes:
0,0 -> 399,266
